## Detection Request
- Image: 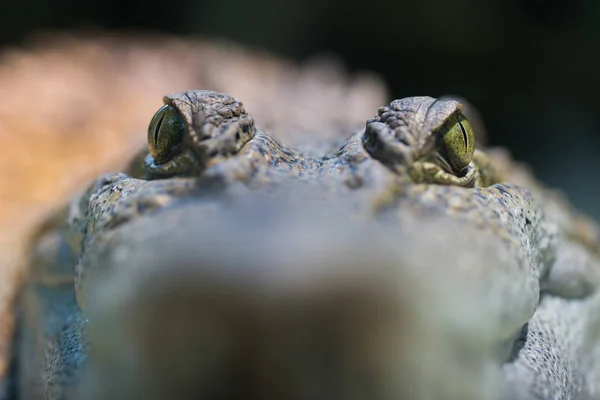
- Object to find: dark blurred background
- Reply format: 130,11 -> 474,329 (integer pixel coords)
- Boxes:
2,0 -> 600,218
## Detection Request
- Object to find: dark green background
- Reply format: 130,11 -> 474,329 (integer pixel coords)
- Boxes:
3,0 -> 600,218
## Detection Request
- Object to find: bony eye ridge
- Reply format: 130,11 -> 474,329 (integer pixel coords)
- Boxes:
435,112 -> 475,176
147,104 -> 185,164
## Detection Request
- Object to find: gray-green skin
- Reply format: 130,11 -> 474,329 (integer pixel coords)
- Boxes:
14,90 -> 600,399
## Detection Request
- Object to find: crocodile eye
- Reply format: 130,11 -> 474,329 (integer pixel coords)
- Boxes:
147,105 -> 185,164
435,113 -> 475,176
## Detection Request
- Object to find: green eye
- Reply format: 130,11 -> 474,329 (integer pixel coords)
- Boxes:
147,105 -> 185,164
435,113 -> 475,176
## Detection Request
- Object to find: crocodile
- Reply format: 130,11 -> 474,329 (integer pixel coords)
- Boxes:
13,90 -> 600,400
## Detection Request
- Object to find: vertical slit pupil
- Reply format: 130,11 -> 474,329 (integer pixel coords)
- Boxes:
457,118 -> 468,151
154,113 -> 165,147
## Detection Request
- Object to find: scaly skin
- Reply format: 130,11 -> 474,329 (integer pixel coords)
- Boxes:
15,91 -> 600,399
